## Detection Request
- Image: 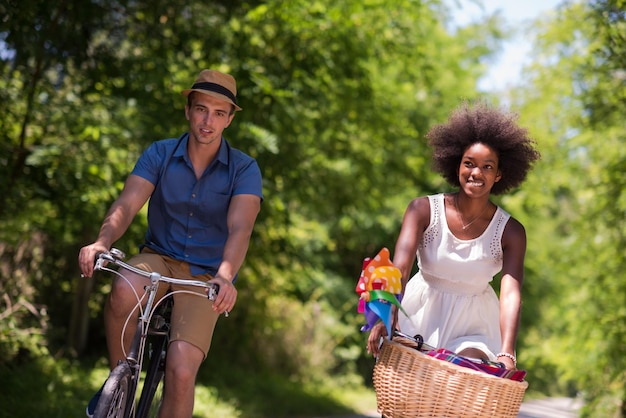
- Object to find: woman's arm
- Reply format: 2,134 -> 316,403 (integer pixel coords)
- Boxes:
498,217 -> 527,369
367,196 -> 430,355
393,196 -> 431,288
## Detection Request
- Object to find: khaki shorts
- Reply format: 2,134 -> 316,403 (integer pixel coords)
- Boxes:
127,248 -> 219,358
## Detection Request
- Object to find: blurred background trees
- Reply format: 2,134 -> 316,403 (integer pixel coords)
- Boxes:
1,0 -> 625,416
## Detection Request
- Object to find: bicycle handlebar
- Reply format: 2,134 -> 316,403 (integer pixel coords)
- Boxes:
94,249 -> 220,301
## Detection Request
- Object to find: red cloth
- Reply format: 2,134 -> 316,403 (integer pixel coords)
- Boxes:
427,348 -> 527,382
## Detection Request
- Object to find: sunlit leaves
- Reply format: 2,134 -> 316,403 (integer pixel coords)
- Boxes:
513,1 -> 626,412
1,0 -> 507,388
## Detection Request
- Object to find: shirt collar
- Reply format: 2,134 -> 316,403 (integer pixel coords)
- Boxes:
174,132 -> 230,165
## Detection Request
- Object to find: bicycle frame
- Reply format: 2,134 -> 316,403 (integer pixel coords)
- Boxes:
92,249 -> 219,418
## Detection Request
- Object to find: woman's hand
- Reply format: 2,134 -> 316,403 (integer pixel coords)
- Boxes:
367,322 -> 388,357
496,353 -> 517,370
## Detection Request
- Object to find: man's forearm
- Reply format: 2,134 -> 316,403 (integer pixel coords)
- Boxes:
95,204 -> 135,248
215,229 -> 254,282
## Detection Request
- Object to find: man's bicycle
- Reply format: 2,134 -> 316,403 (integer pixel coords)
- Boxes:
91,249 -> 221,418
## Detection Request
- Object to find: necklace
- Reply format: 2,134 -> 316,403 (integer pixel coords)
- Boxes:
454,194 -> 490,231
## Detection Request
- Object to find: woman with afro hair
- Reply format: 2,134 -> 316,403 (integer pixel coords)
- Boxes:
367,101 -> 540,370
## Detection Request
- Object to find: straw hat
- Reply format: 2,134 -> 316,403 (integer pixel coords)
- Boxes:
182,69 -> 242,111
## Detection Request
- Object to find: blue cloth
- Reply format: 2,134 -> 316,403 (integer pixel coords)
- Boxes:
131,133 -> 263,276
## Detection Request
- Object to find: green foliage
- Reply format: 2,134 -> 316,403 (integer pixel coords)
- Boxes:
510,0 -> 626,414
0,354 -> 377,418
0,0 -> 536,415
0,354 -> 104,418
4,0 -> 626,414
207,0 -> 498,382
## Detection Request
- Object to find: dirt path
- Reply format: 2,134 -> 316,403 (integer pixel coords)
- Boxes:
518,397 -> 582,417
317,396 -> 583,418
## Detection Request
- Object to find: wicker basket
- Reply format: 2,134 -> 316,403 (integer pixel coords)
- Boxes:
373,338 -> 528,417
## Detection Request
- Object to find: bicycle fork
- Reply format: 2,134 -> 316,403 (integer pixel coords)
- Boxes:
123,272 -> 163,417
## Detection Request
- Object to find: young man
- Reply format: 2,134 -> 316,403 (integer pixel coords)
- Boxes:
79,69 -> 263,417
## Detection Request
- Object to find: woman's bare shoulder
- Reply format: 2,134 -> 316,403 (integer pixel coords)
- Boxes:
406,195 -> 431,213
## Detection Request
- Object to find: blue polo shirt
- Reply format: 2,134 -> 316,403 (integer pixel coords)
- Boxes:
131,133 -> 263,276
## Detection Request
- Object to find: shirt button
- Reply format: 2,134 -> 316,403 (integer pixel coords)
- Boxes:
189,212 -> 193,216
192,193 -> 196,198
188,235 -> 192,238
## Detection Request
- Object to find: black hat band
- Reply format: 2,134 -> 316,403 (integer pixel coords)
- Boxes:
191,82 -> 237,105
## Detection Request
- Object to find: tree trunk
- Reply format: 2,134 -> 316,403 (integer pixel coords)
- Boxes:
67,273 -> 95,356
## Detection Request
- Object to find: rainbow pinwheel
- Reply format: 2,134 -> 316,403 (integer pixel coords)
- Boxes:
356,247 -> 406,338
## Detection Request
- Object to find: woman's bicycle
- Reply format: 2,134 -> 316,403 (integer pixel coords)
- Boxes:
91,248 -> 221,418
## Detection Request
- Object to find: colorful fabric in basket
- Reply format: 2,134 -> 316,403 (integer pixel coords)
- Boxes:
427,348 -> 527,381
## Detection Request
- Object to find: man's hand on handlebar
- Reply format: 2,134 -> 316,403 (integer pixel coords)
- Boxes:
78,242 -> 109,278
208,276 -> 236,316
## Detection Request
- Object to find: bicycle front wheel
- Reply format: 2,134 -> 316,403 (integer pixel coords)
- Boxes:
94,362 -> 133,418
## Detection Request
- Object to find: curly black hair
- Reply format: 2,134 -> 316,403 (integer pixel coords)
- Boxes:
426,101 -> 540,195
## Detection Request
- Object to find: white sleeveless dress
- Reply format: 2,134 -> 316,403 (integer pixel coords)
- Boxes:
397,193 -> 510,361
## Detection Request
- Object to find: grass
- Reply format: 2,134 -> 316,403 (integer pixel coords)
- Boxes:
0,351 -> 377,418
0,354 -> 100,418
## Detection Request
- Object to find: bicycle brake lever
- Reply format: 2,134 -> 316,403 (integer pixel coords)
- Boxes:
94,251 -> 115,270
207,284 -> 220,301
206,284 -> 229,317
